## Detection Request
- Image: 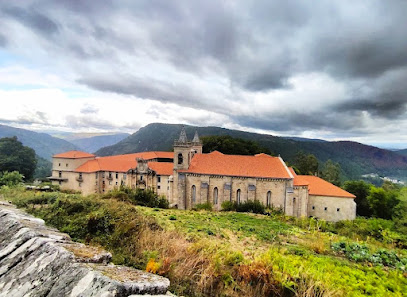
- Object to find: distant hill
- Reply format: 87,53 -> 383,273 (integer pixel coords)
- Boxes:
396,149 -> 407,157
96,123 -> 407,180
0,124 -> 78,160
69,133 -> 130,153
282,136 -> 326,143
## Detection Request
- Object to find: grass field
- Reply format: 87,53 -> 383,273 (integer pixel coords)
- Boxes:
1,186 -> 406,296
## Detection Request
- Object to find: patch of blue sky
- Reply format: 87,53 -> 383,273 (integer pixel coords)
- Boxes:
0,49 -> 18,66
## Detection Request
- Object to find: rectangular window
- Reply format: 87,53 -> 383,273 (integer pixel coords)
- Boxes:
109,181 -> 112,185
116,172 -> 118,179
115,181 -> 118,185
79,182 -> 82,187
58,163 -> 61,166
157,176 -> 161,183
59,171 -> 62,178
66,164 -> 68,167
102,172 -> 105,178
59,181 -> 62,185
140,175 -> 143,181
158,185 -> 161,189
312,206 -> 315,210
337,208 -> 340,212
95,172 -> 98,178
95,181 -> 98,185
123,174 -> 127,179
109,172 -> 112,179
79,173 -> 82,179
324,207 -> 328,211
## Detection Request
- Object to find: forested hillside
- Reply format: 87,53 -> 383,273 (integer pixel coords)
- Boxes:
96,123 -> 407,181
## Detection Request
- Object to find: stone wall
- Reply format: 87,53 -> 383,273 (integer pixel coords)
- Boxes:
0,201 -> 172,297
308,195 -> 356,221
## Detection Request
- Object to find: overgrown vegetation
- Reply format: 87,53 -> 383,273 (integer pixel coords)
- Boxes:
1,187 -> 406,296
103,186 -> 169,209
331,241 -> 407,270
0,171 -> 24,187
221,200 -> 266,214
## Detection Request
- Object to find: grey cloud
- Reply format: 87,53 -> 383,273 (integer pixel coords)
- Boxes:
77,74 -> 224,113
1,5 -> 59,36
234,110 -> 364,134
0,111 -> 49,126
80,105 -> 99,114
0,33 -> 7,47
65,115 -> 118,131
2,0 -> 407,139
337,93 -> 407,119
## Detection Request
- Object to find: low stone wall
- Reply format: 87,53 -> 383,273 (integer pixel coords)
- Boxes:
0,201 -> 172,297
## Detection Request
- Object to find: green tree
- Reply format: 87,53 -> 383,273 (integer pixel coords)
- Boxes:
367,187 -> 399,220
0,171 -> 24,186
201,135 -> 272,155
34,157 -> 52,179
0,137 -> 37,180
321,159 -> 341,186
294,151 -> 319,175
343,180 -> 373,217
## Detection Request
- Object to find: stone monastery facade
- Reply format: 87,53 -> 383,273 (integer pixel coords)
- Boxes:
50,128 -> 356,221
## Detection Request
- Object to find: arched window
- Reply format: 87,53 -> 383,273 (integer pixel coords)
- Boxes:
267,191 -> 271,207
237,189 -> 241,204
213,187 -> 218,205
192,185 -> 196,204
178,153 -> 183,165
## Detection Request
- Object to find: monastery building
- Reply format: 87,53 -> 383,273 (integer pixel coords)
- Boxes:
49,128 -> 356,221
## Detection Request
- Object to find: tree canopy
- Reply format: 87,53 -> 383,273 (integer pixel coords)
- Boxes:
343,180 -> 372,217
294,151 -> 319,175
0,137 -> 37,180
201,135 -> 273,156
321,159 -> 342,186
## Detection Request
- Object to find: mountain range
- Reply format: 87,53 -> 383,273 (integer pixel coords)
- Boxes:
0,124 -> 78,160
96,123 -> 407,181
68,133 -> 130,153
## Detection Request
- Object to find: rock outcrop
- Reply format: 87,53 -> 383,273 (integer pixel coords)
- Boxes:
0,201 -> 171,297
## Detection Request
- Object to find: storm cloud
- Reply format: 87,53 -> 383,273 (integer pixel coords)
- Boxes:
0,0 -> 407,146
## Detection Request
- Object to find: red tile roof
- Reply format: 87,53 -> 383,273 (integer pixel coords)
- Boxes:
148,162 -> 174,175
53,151 -> 95,159
288,167 -> 297,176
74,151 -> 173,173
180,151 -> 292,179
294,175 -> 355,198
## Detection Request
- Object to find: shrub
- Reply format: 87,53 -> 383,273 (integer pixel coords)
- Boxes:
221,200 -> 265,214
193,203 -> 213,211
236,200 -> 265,214
0,171 -> 24,187
221,200 -> 235,211
104,186 -> 169,209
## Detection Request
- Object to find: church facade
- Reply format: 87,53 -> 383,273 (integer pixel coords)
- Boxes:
49,128 -> 356,221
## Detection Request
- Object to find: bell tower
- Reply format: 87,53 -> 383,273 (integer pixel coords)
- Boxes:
191,130 -> 202,155
173,126 -> 192,170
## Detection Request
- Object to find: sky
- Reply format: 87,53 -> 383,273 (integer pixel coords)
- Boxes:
0,0 -> 407,149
